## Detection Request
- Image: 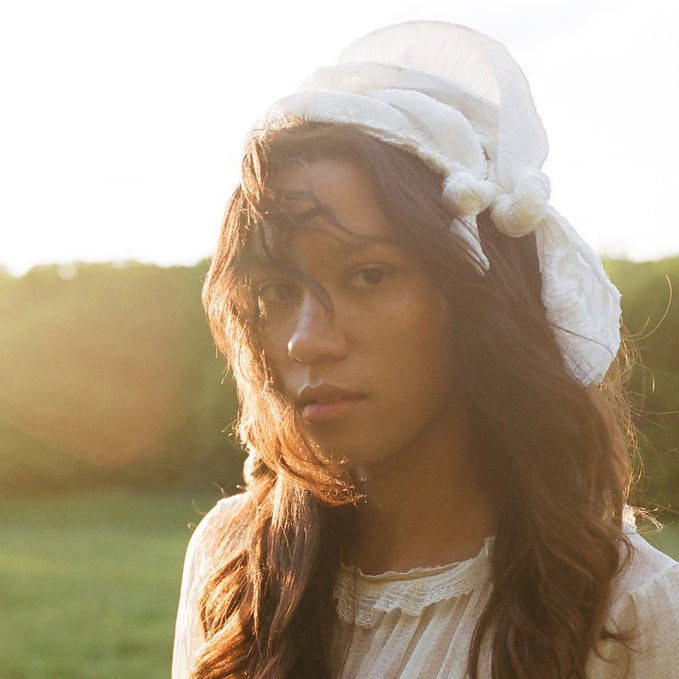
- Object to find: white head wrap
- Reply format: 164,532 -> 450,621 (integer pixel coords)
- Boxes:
260,21 -> 621,386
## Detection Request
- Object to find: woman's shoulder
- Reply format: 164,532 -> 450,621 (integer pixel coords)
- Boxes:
613,531 -> 678,595
172,494 -> 252,679
183,493 -> 252,579
587,535 -> 679,676
192,492 -> 252,540
196,492 -> 252,532
608,529 -> 679,627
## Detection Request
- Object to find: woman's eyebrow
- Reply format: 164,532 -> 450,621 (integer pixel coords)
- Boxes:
244,235 -> 402,275
246,260 -> 291,277
332,236 -> 401,260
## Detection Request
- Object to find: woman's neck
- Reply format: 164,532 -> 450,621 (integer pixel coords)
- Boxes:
347,410 -> 494,575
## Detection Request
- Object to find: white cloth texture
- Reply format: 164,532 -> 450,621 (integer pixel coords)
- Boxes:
172,497 -> 679,679
260,21 -> 621,386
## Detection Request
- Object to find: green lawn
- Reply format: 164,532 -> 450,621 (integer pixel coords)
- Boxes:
0,488 -> 220,679
644,520 -> 679,560
0,490 -> 677,678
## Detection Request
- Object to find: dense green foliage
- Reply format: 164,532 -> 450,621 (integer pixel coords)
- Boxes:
0,258 -> 677,509
0,261 -> 244,495
604,258 -> 679,510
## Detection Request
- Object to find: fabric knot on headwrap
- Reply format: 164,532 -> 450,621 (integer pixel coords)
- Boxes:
442,167 -> 497,217
490,169 -> 551,237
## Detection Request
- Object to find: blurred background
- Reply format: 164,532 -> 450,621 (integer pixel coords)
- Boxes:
1,0 -> 677,677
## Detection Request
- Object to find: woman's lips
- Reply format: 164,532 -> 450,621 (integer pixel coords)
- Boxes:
297,385 -> 365,423
301,397 -> 365,422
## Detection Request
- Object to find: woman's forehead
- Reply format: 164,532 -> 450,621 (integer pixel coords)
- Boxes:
270,158 -> 394,241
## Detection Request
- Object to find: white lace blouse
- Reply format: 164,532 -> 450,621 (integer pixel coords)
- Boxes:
172,497 -> 679,678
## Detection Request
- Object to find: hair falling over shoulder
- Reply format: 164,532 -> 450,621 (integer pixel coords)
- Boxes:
196,124 -> 636,679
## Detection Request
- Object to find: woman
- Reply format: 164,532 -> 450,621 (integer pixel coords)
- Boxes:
173,22 -> 679,678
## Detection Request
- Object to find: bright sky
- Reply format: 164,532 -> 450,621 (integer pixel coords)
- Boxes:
1,0 -> 677,275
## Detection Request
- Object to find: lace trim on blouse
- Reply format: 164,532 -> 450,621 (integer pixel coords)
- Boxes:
334,537 -> 493,627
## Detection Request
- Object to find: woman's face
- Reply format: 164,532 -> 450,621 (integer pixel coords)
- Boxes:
253,158 -> 467,475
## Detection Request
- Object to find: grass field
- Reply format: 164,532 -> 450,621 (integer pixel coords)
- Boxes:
1,490 -> 678,678
642,518 -> 679,560
0,488 -> 220,679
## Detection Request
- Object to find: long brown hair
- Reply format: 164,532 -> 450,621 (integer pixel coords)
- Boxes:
197,123 -> 634,678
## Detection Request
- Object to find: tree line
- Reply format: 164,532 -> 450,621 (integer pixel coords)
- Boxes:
0,258 -> 677,512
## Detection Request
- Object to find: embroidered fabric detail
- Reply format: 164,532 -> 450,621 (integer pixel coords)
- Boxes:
334,538 -> 493,627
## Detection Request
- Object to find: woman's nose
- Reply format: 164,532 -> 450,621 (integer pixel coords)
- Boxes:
287,293 -> 349,364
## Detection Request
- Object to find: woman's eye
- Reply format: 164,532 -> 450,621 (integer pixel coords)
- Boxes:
256,281 -> 298,308
348,267 -> 388,288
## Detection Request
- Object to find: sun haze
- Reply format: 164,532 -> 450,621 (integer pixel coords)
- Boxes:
1,0 -> 677,275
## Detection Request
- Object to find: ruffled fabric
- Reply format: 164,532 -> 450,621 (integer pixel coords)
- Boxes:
331,539 -> 495,678
538,210 -> 622,384
329,531 -> 679,679
334,538 -> 492,627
